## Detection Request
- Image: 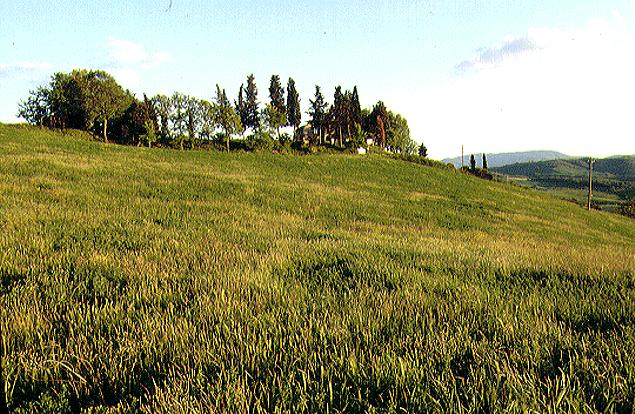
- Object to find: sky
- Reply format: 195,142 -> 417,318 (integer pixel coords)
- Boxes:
1,0 -> 635,159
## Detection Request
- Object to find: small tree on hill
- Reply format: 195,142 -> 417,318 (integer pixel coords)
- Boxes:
263,103 -> 286,140
418,143 -> 428,158
482,153 -> 488,170
214,85 -> 242,152
470,154 -> 476,171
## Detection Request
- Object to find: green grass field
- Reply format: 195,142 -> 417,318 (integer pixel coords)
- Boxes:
1,124 -> 634,413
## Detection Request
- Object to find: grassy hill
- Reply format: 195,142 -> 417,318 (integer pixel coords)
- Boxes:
492,157 -> 635,211
1,123 -> 634,413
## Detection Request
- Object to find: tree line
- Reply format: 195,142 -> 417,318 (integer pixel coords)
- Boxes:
18,69 -> 420,154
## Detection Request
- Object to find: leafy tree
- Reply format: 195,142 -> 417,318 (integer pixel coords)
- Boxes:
482,153 -> 488,170
286,77 -> 301,133
48,71 -> 88,130
17,86 -> 51,126
151,94 -> 171,140
199,99 -> 217,142
214,85 -> 242,152
244,74 -> 260,130
83,70 -> 132,142
118,96 -> 157,146
370,101 -> 389,148
470,154 -> 476,171
307,85 -> 328,144
268,75 -> 286,120
263,103 -> 286,139
418,143 -> 428,158
170,92 -> 189,149
386,111 -> 416,154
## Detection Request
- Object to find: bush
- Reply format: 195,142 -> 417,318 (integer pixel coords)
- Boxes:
620,198 -> 635,219
391,153 -> 455,170
245,131 -> 275,152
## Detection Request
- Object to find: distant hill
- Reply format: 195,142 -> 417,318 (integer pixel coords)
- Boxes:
492,156 -> 635,209
443,150 -> 570,168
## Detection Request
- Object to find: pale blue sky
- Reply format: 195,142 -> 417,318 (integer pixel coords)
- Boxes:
2,1 -> 634,158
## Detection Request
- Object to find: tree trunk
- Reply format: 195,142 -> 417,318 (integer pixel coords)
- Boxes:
103,119 -> 108,143
339,127 -> 342,148
226,129 -> 230,153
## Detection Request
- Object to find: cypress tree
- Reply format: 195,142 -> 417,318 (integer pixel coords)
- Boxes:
482,153 -> 488,170
235,83 -> 248,134
308,85 -> 328,143
351,86 -> 362,127
245,74 -> 260,130
269,75 -> 286,118
332,86 -> 345,147
470,154 -> 476,171
286,77 -> 301,133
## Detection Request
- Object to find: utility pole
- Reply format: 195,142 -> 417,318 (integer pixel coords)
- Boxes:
587,157 -> 594,211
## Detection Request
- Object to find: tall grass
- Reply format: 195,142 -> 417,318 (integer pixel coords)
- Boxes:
1,124 -> 634,413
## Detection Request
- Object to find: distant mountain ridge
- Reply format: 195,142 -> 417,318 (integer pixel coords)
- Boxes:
443,150 -> 570,168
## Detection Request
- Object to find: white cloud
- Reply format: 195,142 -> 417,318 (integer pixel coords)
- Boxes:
405,16 -> 635,159
456,37 -> 540,72
104,37 -> 172,88
107,37 -> 173,69
0,61 -> 51,76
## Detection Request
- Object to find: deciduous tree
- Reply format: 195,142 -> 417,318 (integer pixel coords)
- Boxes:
214,85 -> 242,152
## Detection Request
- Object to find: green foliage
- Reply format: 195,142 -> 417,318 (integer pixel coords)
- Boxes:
470,154 -> 476,171
620,197 -> 635,218
244,130 -> 275,152
263,103 -> 286,139
17,86 -> 50,126
244,74 -> 260,130
268,75 -> 286,118
347,123 -> 366,148
418,143 -> 428,158
1,124 -> 635,412
482,153 -> 488,170
286,78 -> 301,130
213,85 -> 242,152
386,111 -> 416,154
307,85 -> 328,141
18,69 -> 132,141
370,101 -> 388,147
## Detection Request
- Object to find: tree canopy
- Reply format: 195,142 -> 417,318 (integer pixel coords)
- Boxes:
18,69 -> 420,155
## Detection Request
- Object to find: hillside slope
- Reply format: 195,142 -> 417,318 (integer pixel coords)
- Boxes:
443,150 -> 570,168
1,124 -> 634,412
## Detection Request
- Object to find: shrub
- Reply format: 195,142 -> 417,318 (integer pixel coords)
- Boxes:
245,131 -> 275,152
